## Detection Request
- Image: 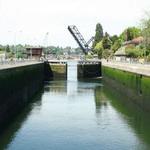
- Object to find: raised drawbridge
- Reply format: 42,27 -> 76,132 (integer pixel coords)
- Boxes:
68,25 -> 94,54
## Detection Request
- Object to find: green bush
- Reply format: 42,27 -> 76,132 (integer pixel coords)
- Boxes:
111,39 -> 122,52
94,41 -> 103,59
120,27 -> 141,41
125,46 -> 143,58
85,54 -> 93,59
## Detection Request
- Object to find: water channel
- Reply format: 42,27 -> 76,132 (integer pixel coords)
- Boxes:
0,61 -> 150,150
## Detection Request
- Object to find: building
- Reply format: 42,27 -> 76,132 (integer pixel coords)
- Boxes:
114,46 -> 127,61
114,36 -> 144,62
26,48 -> 43,60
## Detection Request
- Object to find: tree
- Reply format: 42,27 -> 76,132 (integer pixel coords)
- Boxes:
120,27 -> 141,41
0,45 -> 4,52
102,32 -> 112,49
102,49 -> 112,59
125,46 -> 143,58
94,41 -> 103,59
111,39 -> 122,52
92,23 -> 103,49
6,45 -> 10,53
141,12 -> 150,52
110,35 -> 118,45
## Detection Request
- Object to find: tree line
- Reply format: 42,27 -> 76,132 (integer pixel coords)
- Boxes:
91,12 -> 150,61
0,44 -> 82,59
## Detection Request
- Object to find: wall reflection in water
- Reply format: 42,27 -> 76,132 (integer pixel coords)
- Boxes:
0,89 -> 44,150
102,83 -> 150,149
0,78 -> 150,150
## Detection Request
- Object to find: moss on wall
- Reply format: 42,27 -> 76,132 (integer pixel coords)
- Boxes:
102,66 -> 150,111
50,64 -> 67,79
102,66 -> 138,90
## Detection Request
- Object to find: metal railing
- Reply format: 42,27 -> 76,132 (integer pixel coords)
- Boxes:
78,60 -> 101,65
102,59 -> 150,67
47,60 -> 67,64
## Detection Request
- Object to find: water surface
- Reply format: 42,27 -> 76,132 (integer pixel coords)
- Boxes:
0,63 -> 150,150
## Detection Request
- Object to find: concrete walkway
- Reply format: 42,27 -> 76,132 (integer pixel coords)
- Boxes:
102,61 -> 150,76
0,61 -> 43,70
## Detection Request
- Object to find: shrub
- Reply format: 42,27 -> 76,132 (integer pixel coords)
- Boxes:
125,46 -> 143,58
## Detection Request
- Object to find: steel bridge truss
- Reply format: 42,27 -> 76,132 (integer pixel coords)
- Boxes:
68,25 -> 94,54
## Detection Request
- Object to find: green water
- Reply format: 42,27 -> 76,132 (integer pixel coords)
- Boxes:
0,62 -> 150,150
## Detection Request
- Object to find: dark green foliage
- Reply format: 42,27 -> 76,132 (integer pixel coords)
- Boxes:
110,35 -> 119,44
93,32 -> 113,59
92,23 -> 103,49
125,45 -> 143,58
102,32 -> 112,49
5,45 -> 10,53
94,41 -> 103,59
120,27 -> 141,41
111,39 -> 122,52
141,12 -> 150,53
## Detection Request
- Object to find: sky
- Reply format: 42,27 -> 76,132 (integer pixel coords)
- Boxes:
0,0 -> 150,47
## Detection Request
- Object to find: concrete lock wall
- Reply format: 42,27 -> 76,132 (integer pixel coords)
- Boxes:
0,63 -> 44,130
102,66 -> 150,111
44,62 -> 67,80
45,62 -> 101,80
78,63 -> 102,78
50,64 -> 67,79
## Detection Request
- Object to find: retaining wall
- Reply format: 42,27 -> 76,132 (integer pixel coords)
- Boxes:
78,63 -> 102,78
0,63 -> 44,130
102,66 -> 150,111
44,62 -> 67,80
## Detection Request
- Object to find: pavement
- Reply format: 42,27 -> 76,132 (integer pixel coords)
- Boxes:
1,59 -> 149,77
102,61 -> 150,76
0,61 -> 43,70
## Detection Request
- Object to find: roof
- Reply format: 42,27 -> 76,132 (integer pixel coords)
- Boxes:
26,47 -> 43,50
26,48 -> 43,55
123,36 -> 144,46
132,36 -> 144,44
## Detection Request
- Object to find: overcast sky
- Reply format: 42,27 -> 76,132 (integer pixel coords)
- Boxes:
0,0 -> 150,47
